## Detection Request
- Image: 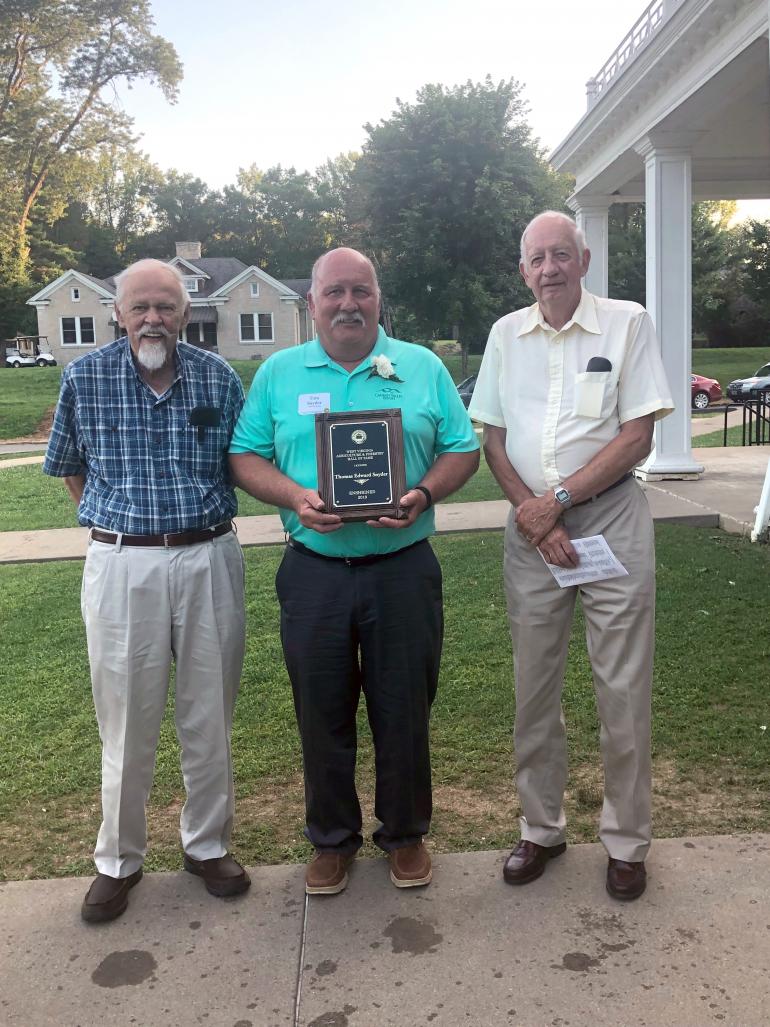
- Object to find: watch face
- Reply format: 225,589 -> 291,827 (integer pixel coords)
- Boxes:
555,488 -> 570,505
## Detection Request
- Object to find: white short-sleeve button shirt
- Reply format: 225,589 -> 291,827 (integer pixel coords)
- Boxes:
468,290 -> 674,496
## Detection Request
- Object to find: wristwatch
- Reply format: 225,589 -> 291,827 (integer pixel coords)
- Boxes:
553,485 -> 573,510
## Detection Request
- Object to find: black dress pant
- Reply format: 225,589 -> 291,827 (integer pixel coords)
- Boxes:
275,540 -> 443,854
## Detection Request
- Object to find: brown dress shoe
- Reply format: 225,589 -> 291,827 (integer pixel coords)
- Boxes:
183,853 -> 250,897
81,869 -> 143,923
606,858 -> 646,901
503,840 -> 567,885
305,851 -> 354,895
389,842 -> 432,888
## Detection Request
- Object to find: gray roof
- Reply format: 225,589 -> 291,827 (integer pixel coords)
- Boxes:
177,258 -> 247,297
98,261 -> 310,301
280,278 -> 311,299
84,271 -> 115,294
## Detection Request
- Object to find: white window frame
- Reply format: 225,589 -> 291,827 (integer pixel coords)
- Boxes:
71,287 -> 80,302
61,315 -> 96,347
239,312 -> 274,344
250,281 -> 260,297
183,277 -> 199,293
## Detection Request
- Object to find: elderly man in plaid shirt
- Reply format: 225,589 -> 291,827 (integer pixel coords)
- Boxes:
44,258 -> 250,923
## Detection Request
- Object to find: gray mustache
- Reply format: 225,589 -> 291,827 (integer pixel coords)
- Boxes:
138,326 -> 174,340
331,312 -> 365,327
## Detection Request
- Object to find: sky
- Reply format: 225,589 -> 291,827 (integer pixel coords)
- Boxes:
116,0 -> 768,220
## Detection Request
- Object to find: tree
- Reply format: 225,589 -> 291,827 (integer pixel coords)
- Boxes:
735,218 -> 770,343
315,152 -> 358,247
350,78 -> 568,361
89,145 -> 163,257
216,162 -> 353,276
608,200 -> 758,345
139,171 -> 222,258
608,203 -> 646,305
0,0 -> 181,282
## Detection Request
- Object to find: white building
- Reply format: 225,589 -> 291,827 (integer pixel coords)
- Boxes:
27,243 -> 313,367
550,0 -> 770,478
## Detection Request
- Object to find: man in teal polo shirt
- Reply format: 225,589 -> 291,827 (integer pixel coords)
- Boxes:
230,247 -> 479,895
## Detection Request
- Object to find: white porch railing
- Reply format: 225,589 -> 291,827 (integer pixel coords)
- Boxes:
586,0 -> 686,108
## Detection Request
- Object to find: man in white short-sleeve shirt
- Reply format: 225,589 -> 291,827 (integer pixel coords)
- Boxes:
469,211 -> 673,901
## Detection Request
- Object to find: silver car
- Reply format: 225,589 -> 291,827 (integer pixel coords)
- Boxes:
726,362 -> 770,403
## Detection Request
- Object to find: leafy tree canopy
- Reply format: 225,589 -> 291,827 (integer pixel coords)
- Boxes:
350,77 -> 568,350
0,0 -> 182,282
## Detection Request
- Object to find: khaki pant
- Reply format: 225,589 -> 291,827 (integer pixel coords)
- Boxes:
81,530 -> 246,878
503,479 -> 655,863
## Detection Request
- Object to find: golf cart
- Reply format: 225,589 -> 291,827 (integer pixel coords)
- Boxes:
4,336 -> 56,368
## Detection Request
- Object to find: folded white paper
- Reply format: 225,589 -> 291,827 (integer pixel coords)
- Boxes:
541,534 -> 628,588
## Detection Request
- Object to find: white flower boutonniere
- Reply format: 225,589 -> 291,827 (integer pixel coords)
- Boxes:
368,354 -> 403,383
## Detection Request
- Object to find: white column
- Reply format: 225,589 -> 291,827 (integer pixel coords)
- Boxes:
634,136 -> 703,479
568,195 -> 611,298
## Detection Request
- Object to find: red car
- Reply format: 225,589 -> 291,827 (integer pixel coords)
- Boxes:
691,373 -> 722,410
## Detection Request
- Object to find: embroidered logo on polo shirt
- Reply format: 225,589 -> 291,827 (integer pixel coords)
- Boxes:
374,386 -> 402,400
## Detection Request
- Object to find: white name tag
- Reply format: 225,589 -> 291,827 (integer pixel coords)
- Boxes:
298,392 -> 331,415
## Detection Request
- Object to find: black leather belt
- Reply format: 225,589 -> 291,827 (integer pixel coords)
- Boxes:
90,521 -> 233,548
287,537 -> 426,567
576,472 -> 633,507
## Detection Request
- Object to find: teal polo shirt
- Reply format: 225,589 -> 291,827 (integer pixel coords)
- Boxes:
230,328 -> 479,557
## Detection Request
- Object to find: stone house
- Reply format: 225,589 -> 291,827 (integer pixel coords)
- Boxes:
26,242 -> 313,366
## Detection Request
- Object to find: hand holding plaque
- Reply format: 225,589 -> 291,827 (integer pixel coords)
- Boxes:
315,409 -> 407,523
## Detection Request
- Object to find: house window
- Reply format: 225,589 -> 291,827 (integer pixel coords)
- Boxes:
71,287 -> 80,302
185,323 -> 218,349
61,316 -> 95,346
250,282 -> 259,297
183,277 -> 199,293
239,312 -> 273,343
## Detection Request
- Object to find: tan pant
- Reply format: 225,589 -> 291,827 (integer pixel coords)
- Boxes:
81,531 -> 246,878
503,479 -> 655,862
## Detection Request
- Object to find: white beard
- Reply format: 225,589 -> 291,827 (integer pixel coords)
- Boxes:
137,340 -> 169,372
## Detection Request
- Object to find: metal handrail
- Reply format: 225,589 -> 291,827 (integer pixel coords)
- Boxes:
743,390 -> 770,446
586,0 -> 686,108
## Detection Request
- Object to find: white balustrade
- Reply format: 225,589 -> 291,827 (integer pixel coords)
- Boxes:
586,0 -> 686,108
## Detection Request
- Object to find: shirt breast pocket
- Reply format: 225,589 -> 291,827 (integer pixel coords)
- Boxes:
176,418 -> 228,479
573,371 -> 612,419
81,417 -> 143,481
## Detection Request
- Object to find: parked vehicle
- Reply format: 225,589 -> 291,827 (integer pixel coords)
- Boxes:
459,369 -> 724,411
456,373 -> 477,408
691,373 -> 722,409
726,362 -> 770,403
4,336 -> 56,368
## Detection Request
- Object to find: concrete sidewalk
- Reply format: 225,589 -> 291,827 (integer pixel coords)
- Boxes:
1,445 -> 767,564
2,834 -> 769,1026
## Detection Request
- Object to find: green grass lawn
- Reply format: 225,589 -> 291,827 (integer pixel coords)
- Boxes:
0,465 -> 281,531
0,366 -> 62,438
692,346 -> 769,391
1,348 -> 765,441
1,524 -> 768,880
0,445 -> 497,532
0,351 -> 486,443
695,423 -> 747,448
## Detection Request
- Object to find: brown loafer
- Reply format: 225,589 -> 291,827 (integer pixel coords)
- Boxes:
305,851 -> 354,895
389,841 -> 432,888
503,840 -> 567,885
81,869 -> 143,923
606,858 -> 646,901
183,853 -> 250,897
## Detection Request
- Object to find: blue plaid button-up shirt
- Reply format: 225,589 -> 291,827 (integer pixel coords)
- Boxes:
44,338 -> 245,534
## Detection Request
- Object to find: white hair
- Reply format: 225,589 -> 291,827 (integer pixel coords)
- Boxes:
520,211 -> 587,265
114,259 -> 188,307
309,248 -> 381,302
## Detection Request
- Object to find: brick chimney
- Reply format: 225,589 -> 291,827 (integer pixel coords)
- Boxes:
175,241 -> 202,260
